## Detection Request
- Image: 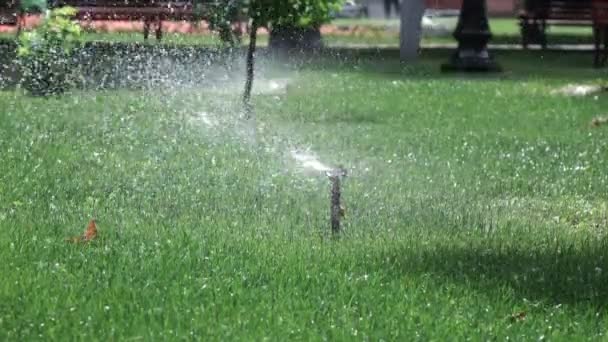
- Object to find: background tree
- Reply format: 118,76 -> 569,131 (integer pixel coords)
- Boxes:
242,0 -> 343,114
16,0 -> 47,36
207,0 -> 244,46
262,0 -> 343,51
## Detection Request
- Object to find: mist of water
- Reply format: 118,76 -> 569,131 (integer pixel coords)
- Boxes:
72,46 -> 341,181
290,149 -> 333,173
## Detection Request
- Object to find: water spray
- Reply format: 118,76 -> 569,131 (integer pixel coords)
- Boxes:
326,167 -> 347,235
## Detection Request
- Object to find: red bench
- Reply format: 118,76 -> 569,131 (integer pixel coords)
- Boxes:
53,0 -> 211,40
1,0 -> 217,40
519,0 -> 608,66
593,0 -> 608,65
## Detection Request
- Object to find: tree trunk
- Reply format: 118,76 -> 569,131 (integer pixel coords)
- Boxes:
242,17 -> 258,116
399,0 -> 425,61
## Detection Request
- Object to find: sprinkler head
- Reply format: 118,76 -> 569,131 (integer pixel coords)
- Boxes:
327,165 -> 347,235
326,165 -> 347,179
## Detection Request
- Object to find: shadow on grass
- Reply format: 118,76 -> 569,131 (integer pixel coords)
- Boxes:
491,33 -> 596,46
0,39 -> 239,91
1,38 -> 606,92
381,236 -> 608,308
306,47 -> 604,82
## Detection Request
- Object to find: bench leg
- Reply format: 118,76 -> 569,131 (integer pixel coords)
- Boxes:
594,26 -> 601,68
520,19 -> 530,49
155,18 -> 162,41
15,13 -> 24,38
602,27 -> 608,67
143,19 -> 151,41
539,20 -> 547,49
520,18 -> 548,48
594,25 -> 608,68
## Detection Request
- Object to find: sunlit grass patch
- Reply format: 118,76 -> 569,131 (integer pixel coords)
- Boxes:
1,49 -> 608,340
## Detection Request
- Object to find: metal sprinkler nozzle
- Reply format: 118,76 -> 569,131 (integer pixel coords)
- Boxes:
325,166 -> 347,179
327,166 -> 347,235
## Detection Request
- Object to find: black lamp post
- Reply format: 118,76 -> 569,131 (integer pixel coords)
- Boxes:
441,0 -> 501,72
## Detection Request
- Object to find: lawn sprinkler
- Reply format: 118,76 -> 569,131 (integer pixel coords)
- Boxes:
326,166 -> 347,235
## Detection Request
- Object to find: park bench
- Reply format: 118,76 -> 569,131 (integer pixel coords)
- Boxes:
0,0 -> 218,40
52,0 -> 213,40
593,0 -> 608,66
0,0 -> 18,25
519,0 -> 608,66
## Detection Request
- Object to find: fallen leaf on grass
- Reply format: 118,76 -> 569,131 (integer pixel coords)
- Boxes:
66,219 -> 98,243
509,311 -> 527,323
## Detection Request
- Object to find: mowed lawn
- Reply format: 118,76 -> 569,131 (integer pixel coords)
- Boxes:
1,48 -> 608,340
0,17 -> 595,47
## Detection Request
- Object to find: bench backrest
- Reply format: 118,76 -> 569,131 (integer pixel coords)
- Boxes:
524,0 -> 593,20
45,0 -> 217,20
51,0 -> 212,9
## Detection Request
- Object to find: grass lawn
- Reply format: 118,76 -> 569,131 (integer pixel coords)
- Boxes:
82,18 -> 596,47
1,47 -> 608,340
0,17 -> 595,47
328,18 -> 594,47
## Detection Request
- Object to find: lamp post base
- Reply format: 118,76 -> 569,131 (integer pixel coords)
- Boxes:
441,49 -> 502,72
442,0 -> 501,73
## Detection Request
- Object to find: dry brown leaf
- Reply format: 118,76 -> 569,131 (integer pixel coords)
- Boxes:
509,311 -> 527,323
66,219 -> 98,243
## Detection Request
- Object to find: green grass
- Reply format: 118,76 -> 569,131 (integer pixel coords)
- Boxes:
81,31 -> 226,45
327,18 -> 594,47
332,18 -> 402,27
1,49 -> 608,340
1,16 -> 595,47
77,17 -> 596,47
332,17 -> 592,35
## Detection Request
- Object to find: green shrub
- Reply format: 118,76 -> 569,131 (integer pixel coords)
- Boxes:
250,0 -> 344,50
20,0 -> 47,14
253,0 -> 344,28
17,7 -> 82,96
